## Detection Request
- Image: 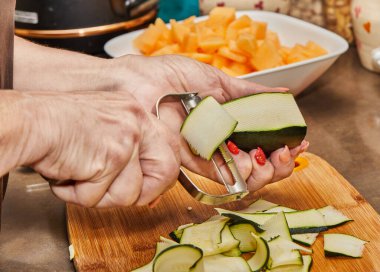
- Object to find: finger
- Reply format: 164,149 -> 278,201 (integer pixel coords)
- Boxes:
217,69 -> 289,100
136,123 -> 181,206
290,140 -> 310,159
269,146 -> 295,183
179,138 -> 252,185
50,175 -> 113,207
95,148 -> 143,208
246,149 -> 275,191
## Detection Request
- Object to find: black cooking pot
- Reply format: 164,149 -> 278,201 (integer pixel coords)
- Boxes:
15,0 -> 157,54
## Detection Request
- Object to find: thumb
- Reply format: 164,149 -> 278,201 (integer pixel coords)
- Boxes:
218,69 -> 289,99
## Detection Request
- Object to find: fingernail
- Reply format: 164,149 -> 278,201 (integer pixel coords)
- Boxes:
279,146 -> 291,163
148,195 -> 162,209
254,147 -> 266,165
301,140 -> 310,152
227,140 -> 240,155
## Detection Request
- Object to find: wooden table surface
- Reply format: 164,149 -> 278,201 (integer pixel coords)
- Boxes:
1,48 -> 379,271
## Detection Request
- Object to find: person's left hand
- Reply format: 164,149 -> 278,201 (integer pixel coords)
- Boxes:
113,54 -> 308,191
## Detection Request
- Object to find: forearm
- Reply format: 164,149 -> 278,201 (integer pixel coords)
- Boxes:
0,91 -> 51,176
14,36 -> 128,92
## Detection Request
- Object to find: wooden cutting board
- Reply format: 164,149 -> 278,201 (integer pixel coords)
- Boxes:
66,152 -> 380,272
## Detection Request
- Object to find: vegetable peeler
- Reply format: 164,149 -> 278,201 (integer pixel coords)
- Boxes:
156,92 -> 249,205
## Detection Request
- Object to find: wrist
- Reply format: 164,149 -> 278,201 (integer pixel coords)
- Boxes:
0,91 -> 51,175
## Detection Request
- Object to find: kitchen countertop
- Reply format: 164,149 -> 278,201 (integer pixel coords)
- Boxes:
0,47 -> 379,271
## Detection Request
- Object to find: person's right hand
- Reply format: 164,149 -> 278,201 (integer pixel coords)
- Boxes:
19,90 -> 181,207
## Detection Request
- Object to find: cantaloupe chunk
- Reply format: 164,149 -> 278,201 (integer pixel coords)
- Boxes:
170,19 -> 191,44
250,41 -> 283,70
182,32 -> 198,52
265,31 -> 281,49
251,21 -> 267,40
228,40 -> 248,56
218,47 -> 247,63
225,15 -> 252,41
191,53 -> 213,64
199,37 -> 226,53
236,33 -> 257,57
229,61 -> 253,76
208,7 -> 236,27
133,24 -> 161,54
305,41 -> 328,57
221,66 -> 241,77
150,44 -> 180,56
212,54 -> 231,69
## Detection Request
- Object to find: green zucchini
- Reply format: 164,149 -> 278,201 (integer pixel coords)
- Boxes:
324,233 -> 368,258
260,212 -> 292,242
131,237 -> 178,272
247,234 -> 270,272
180,96 -> 237,160
222,92 -> 307,154
180,218 -> 239,256
263,206 -> 297,213
239,199 -> 279,213
267,255 -> 312,272
203,254 -> 250,272
229,223 -> 258,252
291,233 -> 319,247
267,237 -> 305,269
169,223 -> 195,242
317,206 -> 352,228
222,247 -> 242,257
152,244 -> 204,272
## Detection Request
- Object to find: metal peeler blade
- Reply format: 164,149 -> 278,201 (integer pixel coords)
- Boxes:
156,92 -> 249,205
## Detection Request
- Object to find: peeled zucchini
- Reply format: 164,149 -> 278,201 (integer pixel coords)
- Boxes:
180,96 -> 237,160
324,233 -> 367,258
223,92 -> 307,154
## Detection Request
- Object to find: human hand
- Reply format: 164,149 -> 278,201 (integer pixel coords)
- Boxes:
114,54 -> 308,191
20,91 -> 181,207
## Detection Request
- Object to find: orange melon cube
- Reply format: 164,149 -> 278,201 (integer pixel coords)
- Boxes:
229,61 -> 253,76
208,7 -> 236,27
305,41 -> 328,57
250,41 -> 283,70
170,19 -> 191,44
199,37 -> 226,53
225,15 -> 252,40
212,54 -> 231,69
182,32 -> 198,52
133,24 -> 161,55
191,53 -> 213,64
236,33 -> 257,57
228,40 -> 247,56
265,31 -> 281,49
150,44 -> 180,56
218,46 -> 247,63
251,21 -> 267,40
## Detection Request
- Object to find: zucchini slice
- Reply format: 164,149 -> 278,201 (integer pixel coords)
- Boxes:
247,234 -> 270,272
267,255 -> 312,272
223,92 -> 307,154
222,247 -> 242,257
180,96 -> 237,160
264,206 -> 297,213
229,223 -> 258,252
324,233 -> 367,258
152,244 -> 203,272
203,254 -> 250,272
131,238 -> 178,272
291,233 -> 319,247
317,206 -> 352,228
239,199 -> 279,213
260,212 -> 292,242
284,209 -> 328,234
267,237 -> 304,269
180,218 -> 238,256
169,223 -> 195,242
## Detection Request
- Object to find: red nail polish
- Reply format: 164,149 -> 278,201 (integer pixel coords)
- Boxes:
227,140 -> 240,155
254,147 -> 266,166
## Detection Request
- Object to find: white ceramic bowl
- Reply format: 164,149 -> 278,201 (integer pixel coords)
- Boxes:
104,11 -> 348,96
